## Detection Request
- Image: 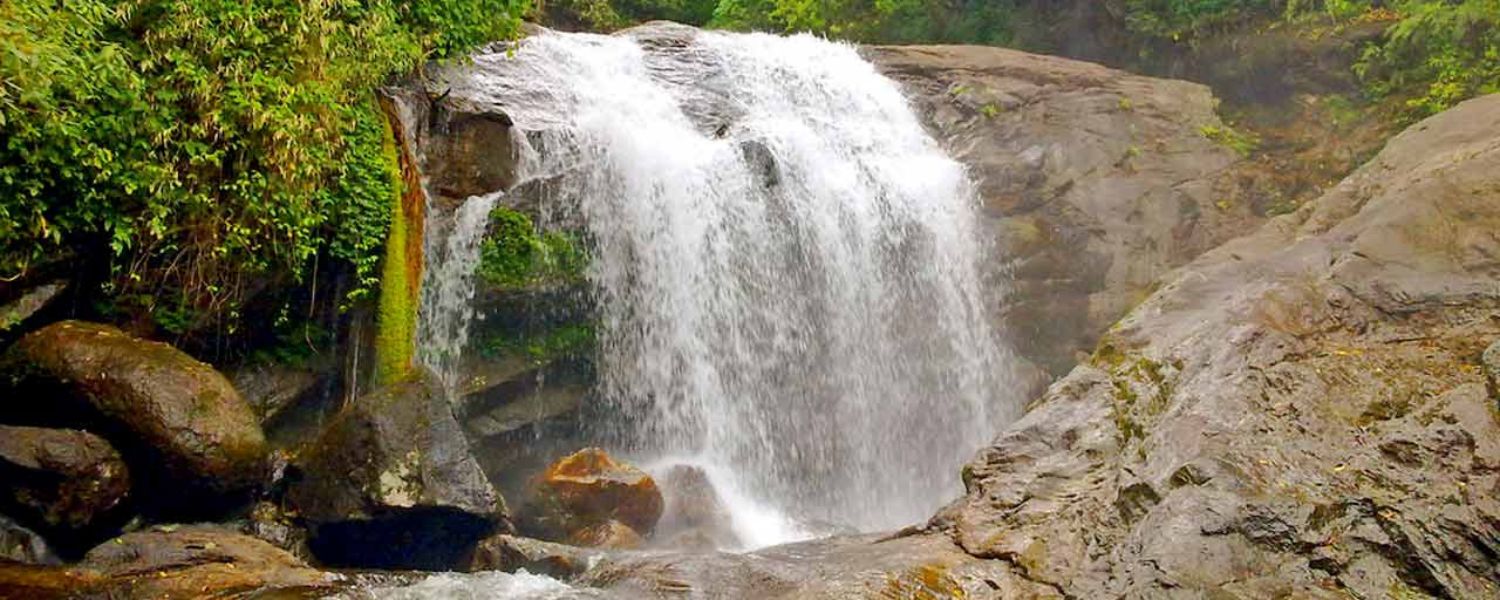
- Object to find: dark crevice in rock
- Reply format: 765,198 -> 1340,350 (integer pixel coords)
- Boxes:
307,507 -> 497,571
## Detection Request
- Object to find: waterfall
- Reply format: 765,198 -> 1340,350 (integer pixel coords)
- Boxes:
436,24 -> 1020,542
416,192 -> 502,394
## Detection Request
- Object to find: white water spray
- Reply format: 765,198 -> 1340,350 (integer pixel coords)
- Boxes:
436,24 -> 1020,544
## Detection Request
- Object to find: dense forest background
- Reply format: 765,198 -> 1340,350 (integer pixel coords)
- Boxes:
2,0 -> 1495,359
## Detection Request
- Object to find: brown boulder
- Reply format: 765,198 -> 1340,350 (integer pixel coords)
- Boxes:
525,448 -> 663,539
1,321 -> 267,518
0,425 -> 128,555
0,526 -> 340,599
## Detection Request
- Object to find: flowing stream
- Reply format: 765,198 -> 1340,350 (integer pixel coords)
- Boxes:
424,23 -> 1020,548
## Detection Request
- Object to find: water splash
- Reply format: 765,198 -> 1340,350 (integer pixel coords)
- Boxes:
436,24 -> 1021,543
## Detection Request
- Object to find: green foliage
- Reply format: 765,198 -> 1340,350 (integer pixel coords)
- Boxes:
0,0 -> 527,336
708,0 -> 1017,44
1356,0 -> 1500,119
372,113 -> 416,385
1121,0 -> 1280,40
328,100 -> 399,305
478,322 -> 595,363
479,207 -> 588,290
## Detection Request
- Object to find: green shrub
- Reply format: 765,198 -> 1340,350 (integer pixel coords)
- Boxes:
479,207 -> 587,290
0,0 -> 527,336
1357,0 -> 1500,119
479,323 -> 595,362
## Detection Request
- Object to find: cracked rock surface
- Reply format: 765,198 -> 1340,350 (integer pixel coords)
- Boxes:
937,93 -> 1500,599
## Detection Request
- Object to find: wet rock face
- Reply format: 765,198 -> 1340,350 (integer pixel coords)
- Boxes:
866,45 -> 1265,383
523,448 -> 663,543
288,372 -> 506,570
0,321 -> 267,519
0,425 -> 128,554
940,94 -> 1500,598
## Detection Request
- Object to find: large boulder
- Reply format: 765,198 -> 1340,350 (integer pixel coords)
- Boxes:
0,525 -> 340,599
0,321 -> 267,518
287,372 -> 506,570
523,448 -> 663,541
0,425 -> 128,554
938,94 -> 1500,597
865,44 -> 1267,383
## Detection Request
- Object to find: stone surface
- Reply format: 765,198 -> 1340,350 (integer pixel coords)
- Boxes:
573,532 -> 1057,599
0,321 -> 267,518
241,500 -> 311,562
287,371 -> 506,570
0,425 -> 128,553
229,360 -> 340,450
865,44 -> 1266,383
524,448 -> 663,540
937,93 -> 1500,598
0,280 -> 65,334
0,515 -> 57,566
568,519 -> 644,550
0,526 -> 340,599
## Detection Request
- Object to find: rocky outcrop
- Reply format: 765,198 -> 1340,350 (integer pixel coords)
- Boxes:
0,526 -> 340,599
866,45 -> 1267,381
288,372 -> 506,570
0,425 -> 128,554
937,93 -> 1500,598
0,321 -> 267,518
522,448 -> 663,543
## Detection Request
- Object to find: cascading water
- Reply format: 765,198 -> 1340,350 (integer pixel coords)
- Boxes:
434,23 -> 1020,545
416,191 -> 502,393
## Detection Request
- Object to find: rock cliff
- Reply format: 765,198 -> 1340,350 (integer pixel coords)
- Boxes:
940,92 -> 1500,598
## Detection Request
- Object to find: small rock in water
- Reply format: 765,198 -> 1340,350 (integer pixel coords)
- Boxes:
567,519 -> 643,550
468,533 -> 606,578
